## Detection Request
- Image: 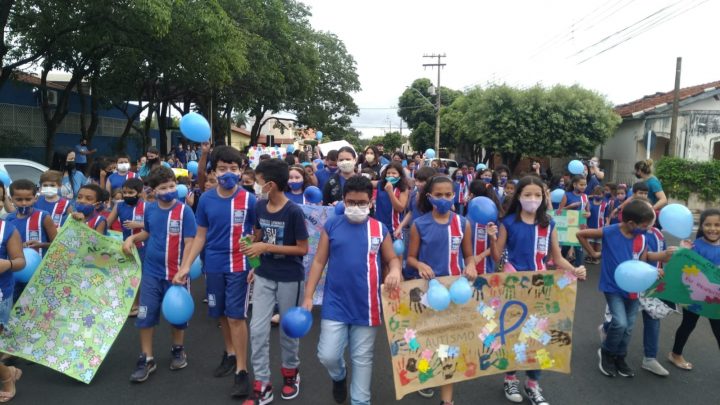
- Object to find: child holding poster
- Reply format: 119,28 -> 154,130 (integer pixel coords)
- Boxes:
406,174 -> 477,405
302,175 -> 402,405
558,175 -> 590,267
0,216 -> 25,401
489,176 -> 586,405
70,184 -> 108,236
668,208 -> 720,371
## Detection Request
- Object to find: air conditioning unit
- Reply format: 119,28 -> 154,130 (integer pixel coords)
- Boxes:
46,90 -> 58,106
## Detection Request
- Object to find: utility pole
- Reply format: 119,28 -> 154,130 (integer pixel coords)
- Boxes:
669,57 -> 682,157
423,53 -> 446,155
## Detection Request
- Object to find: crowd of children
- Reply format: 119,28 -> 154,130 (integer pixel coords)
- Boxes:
0,145 -> 717,405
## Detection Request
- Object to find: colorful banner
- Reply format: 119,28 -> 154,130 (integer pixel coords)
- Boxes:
301,205 -> 336,305
247,146 -> 288,168
648,248 -> 720,319
551,210 -> 586,246
382,272 -> 577,400
0,220 -> 141,383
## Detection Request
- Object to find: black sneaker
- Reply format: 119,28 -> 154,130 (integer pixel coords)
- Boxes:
232,370 -> 250,398
332,377 -> 347,403
598,348 -> 617,377
615,356 -> 635,377
170,345 -> 187,370
214,352 -> 237,377
524,384 -> 549,405
417,388 -> 435,398
504,378 -> 523,403
130,353 -> 157,383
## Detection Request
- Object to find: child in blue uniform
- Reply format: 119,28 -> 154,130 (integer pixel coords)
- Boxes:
468,179 -> 502,275
406,175 -> 477,405
668,208 -> 720,371
375,161 -> 409,238
285,165 -> 310,205
122,166 -> 197,383
558,175 -> 590,267
395,167 -> 436,280
578,198 -> 673,379
489,176 -> 586,405
71,184 -> 108,236
452,170 -> 468,215
35,170 -> 72,228
106,153 -> 138,193
607,184 -> 627,225
0,216 -> 24,401
586,186 -> 608,264
303,176 -> 402,405
177,146 -> 256,398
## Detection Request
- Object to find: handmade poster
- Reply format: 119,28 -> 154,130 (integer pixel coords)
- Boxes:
0,220 -> 141,383
301,205 -> 336,305
648,248 -> 720,319
247,146 -> 287,168
551,210 -> 586,246
382,272 -> 577,400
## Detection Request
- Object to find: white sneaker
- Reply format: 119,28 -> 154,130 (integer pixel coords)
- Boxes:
598,324 -> 606,344
504,379 -> 523,403
642,357 -> 669,376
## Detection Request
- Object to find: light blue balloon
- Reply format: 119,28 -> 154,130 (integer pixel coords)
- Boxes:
179,112 -> 211,143
176,184 -> 188,199
189,257 -> 202,280
614,260 -> 658,293
186,161 -> 199,176
15,248 -> 42,283
450,277 -> 473,305
427,279 -> 450,311
568,160 -> 584,175
0,170 -> 11,186
425,148 -> 436,159
476,163 -> 487,171
287,145 -> 296,154
316,131 -> 323,140
551,189 -> 565,204
393,239 -> 405,256
162,285 -> 194,325
161,161 -> 171,168
659,203 -> 693,239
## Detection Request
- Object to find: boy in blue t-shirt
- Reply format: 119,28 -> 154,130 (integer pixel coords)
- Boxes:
578,198 -> 674,379
70,184 -> 108,236
241,159 -> 309,405
106,153 -> 138,193
303,176 -> 401,405
35,170 -> 72,228
176,146 -> 256,399
122,166 -> 197,383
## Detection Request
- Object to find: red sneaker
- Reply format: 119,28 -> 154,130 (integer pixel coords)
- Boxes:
243,381 -> 273,405
280,367 -> 300,400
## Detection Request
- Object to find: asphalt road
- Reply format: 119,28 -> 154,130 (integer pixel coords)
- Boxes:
7,261 -> 719,405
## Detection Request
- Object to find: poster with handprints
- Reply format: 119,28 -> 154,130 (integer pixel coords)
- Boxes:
551,210 -> 586,246
648,248 -> 720,319
301,205 -> 336,305
382,272 -> 577,399
0,220 -> 141,383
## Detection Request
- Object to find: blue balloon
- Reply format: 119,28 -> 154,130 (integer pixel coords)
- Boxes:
179,112 -> 211,143
427,279 -> 450,311
176,184 -> 188,199
393,239 -> 405,256
475,163 -> 487,171
450,277 -> 473,305
467,197 -> 498,225
614,260 -> 658,293
551,189 -> 565,204
568,159 -> 584,175
281,307 -> 313,338
659,204 -> 693,239
314,159 -> 325,170
161,161 -> 171,168
287,145 -> 296,154
304,186 -> 322,204
402,160 -> 407,168
334,201 -> 345,215
162,285 -> 195,325
186,161 -> 199,176
425,148 -> 436,159
316,131 -> 323,140
0,170 -> 11,186
189,257 -> 203,281
15,248 -> 42,283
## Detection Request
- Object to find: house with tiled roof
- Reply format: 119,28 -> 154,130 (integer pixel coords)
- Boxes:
600,80 -> 720,184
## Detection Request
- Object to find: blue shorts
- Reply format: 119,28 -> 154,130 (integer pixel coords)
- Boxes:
0,296 -> 12,327
206,272 -> 250,320
136,275 -> 189,329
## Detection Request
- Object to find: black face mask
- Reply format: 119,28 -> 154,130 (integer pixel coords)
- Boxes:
147,158 -> 159,166
242,185 -> 255,194
66,162 -> 76,171
635,173 -> 643,179
123,196 -> 139,206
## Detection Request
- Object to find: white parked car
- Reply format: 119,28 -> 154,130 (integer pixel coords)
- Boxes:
0,159 -> 50,186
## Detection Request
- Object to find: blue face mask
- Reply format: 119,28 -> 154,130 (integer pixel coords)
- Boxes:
386,176 -> 400,185
593,196 -> 603,202
217,172 -> 240,190
631,227 -> 646,236
327,167 -> 338,174
288,181 -> 303,191
482,177 -> 492,184
428,195 -> 453,214
500,177 -> 508,186
157,190 -> 178,202
75,203 -> 96,217
16,206 -> 32,216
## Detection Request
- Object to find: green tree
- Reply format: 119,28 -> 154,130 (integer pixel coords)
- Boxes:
408,122 -> 434,153
370,131 -> 404,153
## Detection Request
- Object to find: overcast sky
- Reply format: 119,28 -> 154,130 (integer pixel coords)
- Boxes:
302,0 -> 718,138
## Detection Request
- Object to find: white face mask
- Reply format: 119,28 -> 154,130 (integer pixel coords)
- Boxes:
365,154 -> 375,163
345,205 -> 370,223
117,163 -> 131,172
338,160 -> 356,174
519,198 -> 542,214
40,186 -> 58,197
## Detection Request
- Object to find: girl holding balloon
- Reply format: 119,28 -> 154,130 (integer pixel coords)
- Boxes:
488,176 -> 587,405
0,217 -> 25,402
467,179 -> 502,275
285,165 -> 311,205
406,175 -> 477,405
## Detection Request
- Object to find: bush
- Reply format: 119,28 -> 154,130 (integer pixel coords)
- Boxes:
655,157 -> 720,202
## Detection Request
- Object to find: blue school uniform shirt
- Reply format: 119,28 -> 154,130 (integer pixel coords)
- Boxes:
315,168 -> 336,191
106,172 -> 138,191
6,209 -> 50,257
588,199 -> 608,229
254,199 -> 309,282
600,224 -> 646,295
117,200 -> 147,241
143,201 -> 197,280
408,212 -> 466,279
322,215 -> 388,326
586,175 -> 600,195
34,196 -> 70,228
375,184 -> 404,234
645,227 -> 665,268
693,238 -> 720,265
284,191 -> 305,205
471,220 -> 494,274
564,191 -> 588,211
85,212 -> 107,236
502,214 -> 555,271
0,220 -> 17,301
196,188 -> 256,273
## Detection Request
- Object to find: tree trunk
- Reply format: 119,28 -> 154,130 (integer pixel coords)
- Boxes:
143,102 -> 154,153
225,104 -> 232,147
158,101 -> 169,156
41,65 -> 81,165
249,106 -> 267,146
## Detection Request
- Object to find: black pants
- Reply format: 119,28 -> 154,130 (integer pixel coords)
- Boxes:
672,308 -> 720,355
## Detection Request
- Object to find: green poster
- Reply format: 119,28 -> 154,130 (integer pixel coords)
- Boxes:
0,220 -> 141,383
647,248 -> 720,319
551,210 -> 587,247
